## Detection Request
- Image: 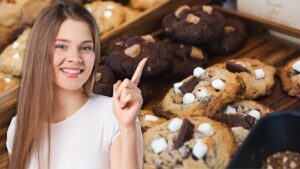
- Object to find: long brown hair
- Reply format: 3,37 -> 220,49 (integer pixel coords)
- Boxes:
9,1 -> 101,168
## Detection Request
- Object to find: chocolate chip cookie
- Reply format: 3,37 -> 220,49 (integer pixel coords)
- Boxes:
205,18 -> 247,54
143,117 -> 236,169
263,151 -> 300,169
278,57 -> 300,99
153,66 -> 242,119
213,100 -> 272,144
212,58 -> 276,99
163,5 -> 225,45
139,110 -> 167,132
103,34 -> 170,79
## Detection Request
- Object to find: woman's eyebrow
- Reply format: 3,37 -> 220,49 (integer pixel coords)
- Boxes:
55,39 -> 70,43
81,40 -> 93,44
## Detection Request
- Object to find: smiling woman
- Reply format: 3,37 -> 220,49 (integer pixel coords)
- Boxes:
6,1 -> 145,169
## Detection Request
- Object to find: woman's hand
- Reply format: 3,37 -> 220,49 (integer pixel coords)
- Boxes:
112,58 -> 147,129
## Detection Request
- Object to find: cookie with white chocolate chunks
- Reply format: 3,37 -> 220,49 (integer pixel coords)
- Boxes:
143,117 -> 236,169
103,34 -> 170,79
130,0 -> 168,11
205,18 -> 247,54
213,58 -> 276,99
163,39 -> 209,80
153,66 -> 242,119
278,57 -> 300,99
139,110 -> 167,132
0,72 -> 20,93
213,100 -> 272,144
0,28 -> 31,76
163,5 -> 225,45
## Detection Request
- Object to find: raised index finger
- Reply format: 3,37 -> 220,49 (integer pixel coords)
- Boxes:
131,58 -> 148,85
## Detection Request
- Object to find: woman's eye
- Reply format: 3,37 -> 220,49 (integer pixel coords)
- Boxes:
55,44 -> 66,49
80,46 -> 93,51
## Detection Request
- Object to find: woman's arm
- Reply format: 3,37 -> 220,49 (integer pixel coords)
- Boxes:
110,58 -> 147,169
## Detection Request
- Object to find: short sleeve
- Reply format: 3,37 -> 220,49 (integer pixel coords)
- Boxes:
6,116 -> 17,155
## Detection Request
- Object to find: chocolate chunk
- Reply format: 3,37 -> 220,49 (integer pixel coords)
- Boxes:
226,62 -> 250,74
227,114 -> 251,129
245,115 -> 256,128
174,119 -> 195,149
179,76 -> 199,94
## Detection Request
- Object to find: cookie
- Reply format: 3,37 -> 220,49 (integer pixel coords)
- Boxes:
153,66 -> 241,119
213,58 -> 276,99
0,28 -> 31,76
163,5 -> 225,45
164,39 -> 209,80
263,151 -> 300,169
92,65 -> 115,97
205,18 -> 247,54
103,34 -> 170,79
130,0 -> 168,11
138,80 -> 155,105
139,110 -> 166,132
143,117 -> 236,169
278,57 -> 300,99
84,1 -> 126,35
123,6 -> 141,22
0,72 -> 20,93
213,100 -> 272,144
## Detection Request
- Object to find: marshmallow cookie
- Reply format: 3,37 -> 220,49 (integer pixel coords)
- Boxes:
205,18 -> 247,54
213,58 -> 276,99
0,28 -> 31,76
92,65 -> 115,97
103,34 -> 170,79
139,110 -> 167,132
153,66 -> 242,119
263,151 -> 300,169
278,57 -> 300,99
84,1 -> 126,35
130,0 -> 168,11
0,72 -> 20,93
143,117 -> 236,169
213,100 -> 272,144
163,39 -> 209,80
163,5 -> 225,45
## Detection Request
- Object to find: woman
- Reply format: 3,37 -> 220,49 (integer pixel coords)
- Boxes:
6,0 -> 145,169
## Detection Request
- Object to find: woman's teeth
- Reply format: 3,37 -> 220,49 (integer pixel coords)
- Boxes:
61,68 -> 82,74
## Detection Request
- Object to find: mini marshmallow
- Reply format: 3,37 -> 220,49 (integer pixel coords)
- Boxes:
4,75 -> 12,83
292,60 -> 300,72
168,118 -> 183,132
12,41 -> 19,49
197,123 -> 214,136
103,10 -> 113,18
85,7 -> 92,13
106,4 -> 114,10
144,115 -> 158,122
174,82 -> 183,94
211,79 -> 225,90
248,110 -> 261,120
223,105 -> 236,114
254,69 -> 265,79
192,139 -> 208,159
12,53 -> 20,59
193,67 -> 205,78
151,138 -> 168,154
195,88 -> 208,100
183,93 -> 196,104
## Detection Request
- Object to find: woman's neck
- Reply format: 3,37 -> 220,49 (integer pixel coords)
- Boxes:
52,86 -> 89,123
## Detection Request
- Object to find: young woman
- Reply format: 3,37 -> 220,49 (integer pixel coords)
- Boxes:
6,1 -> 145,169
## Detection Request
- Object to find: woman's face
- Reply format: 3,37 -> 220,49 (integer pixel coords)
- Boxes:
52,19 -> 95,92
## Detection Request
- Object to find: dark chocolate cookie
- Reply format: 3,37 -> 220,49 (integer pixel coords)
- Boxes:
205,18 -> 247,54
164,39 -> 209,80
92,65 -> 115,97
163,5 -> 225,45
103,34 -> 170,79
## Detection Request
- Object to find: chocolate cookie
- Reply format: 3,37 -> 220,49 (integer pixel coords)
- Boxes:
213,100 -> 272,144
143,117 -> 236,169
164,39 -> 209,80
278,57 -> 300,99
205,18 -> 247,54
92,65 -> 115,97
163,5 -> 225,45
103,34 -> 170,79
212,58 -> 276,99
153,66 -> 242,119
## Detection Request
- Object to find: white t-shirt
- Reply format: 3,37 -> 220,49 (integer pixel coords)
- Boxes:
6,94 -> 121,169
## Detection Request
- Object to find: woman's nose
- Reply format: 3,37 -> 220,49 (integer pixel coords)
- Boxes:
66,47 -> 83,63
